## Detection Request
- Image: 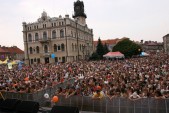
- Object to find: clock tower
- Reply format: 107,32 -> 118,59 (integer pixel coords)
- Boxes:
73,0 -> 87,26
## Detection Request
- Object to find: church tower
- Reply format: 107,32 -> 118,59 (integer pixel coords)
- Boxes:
73,0 -> 87,26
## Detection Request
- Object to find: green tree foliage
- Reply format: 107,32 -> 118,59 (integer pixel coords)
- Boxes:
89,52 -> 99,60
96,38 -> 104,59
103,43 -> 109,54
112,38 -> 142,58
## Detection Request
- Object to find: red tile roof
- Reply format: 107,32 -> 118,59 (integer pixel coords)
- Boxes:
0,48 -> 6,53
0,46 -> 24,54
94,39 -> 119,46
12,47 -> 24,54
93,38 -> 127,46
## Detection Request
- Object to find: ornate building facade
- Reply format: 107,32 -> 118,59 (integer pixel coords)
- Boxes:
22,0 -> 93,64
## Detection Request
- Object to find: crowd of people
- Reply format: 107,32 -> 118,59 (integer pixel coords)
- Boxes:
0,53 -> 169,100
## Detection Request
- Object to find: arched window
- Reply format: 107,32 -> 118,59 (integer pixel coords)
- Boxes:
60,29 -> 64,38
34,58 -> 36,62
43,31 -> 47,40
36,46 -> 39,53
72,43 -> 74,51
35,33 -> 39,41
44,45 -> 48,53
52,30 -> 56,39
58,45 -> 60,50
28,34 -> 32,42
54,44 -> 57,52
61,43 -> 65,51
30,47 -> 33,54
71,31 -> 73,37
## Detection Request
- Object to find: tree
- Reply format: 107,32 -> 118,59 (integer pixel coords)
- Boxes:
112,38 -> 142,58
89,52 -> 99,60
96,38 -> 104,59
103,43 -> 109,54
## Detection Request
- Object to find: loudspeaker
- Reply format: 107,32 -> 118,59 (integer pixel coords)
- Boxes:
0,98 -> 21,112
0,98 -> 4,106
51,106 -> 79,113
16,101 -> 39,113
0,98 -> 4,110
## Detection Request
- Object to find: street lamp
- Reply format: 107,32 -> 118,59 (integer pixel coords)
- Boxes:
82,45 -> 86,60
75,18 -> 79,61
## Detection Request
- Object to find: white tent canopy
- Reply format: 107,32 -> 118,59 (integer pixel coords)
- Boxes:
103,51 -> 125,58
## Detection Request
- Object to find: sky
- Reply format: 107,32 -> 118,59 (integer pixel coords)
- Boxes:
0,0 -> 169,50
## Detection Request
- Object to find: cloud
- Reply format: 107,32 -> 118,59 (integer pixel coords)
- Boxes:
0,0 -> 169,50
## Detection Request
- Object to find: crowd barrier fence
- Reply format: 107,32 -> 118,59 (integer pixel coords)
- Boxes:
1,78 -> 169,113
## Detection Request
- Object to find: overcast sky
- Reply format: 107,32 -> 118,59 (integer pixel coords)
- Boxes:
0,0 -> 169,50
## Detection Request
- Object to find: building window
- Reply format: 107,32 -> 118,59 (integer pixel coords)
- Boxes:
52,30 -> 56,39
58,45 -> 60,50
55,57 -> 58,62
28,34 -> 32,42
62,56 -> 65,63
52,23 -> 53,27
44,45 -> 48,53
60,29 -> 64,38
37,58 -> 40,63
43,24 -> 46,28
36,46 -> 39,53
54,44 -> 57,52
71,31 -> 73,37
34,58 -> 36,62
72,43 -> 74,51
54,23 -> 56,26
31,59 -> 33,64
43,31 -> 47,40
80,44 -> 81,51
61,43 -> 65,51
30,47 -> 33,54
35,33 -> 39,41
75,44 -> 77,51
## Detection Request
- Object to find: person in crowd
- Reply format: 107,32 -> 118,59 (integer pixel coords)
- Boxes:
129,91 -> 141,100
0,53 -> 169,100
92,86 -> 104,99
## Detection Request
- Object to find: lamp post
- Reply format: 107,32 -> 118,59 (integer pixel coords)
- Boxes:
75,18 -> 79,61
82,45 -> 86,60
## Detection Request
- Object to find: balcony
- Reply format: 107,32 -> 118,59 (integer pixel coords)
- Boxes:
40,52 -> 51,57
39,38 -> 51,43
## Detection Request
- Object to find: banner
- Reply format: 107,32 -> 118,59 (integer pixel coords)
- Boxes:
8,63 -> 12,69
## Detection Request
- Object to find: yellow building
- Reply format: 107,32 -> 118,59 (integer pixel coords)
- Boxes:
22,0 -> 93,64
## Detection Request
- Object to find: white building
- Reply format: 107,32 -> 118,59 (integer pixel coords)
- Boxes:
22,0 -> 93,64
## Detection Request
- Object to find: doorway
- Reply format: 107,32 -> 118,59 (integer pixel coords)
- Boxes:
45,57 -> 49,64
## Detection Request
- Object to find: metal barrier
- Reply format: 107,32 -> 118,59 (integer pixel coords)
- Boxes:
54,96 -> 169,113
1,78 -> 169,113
0,78 -> 75,105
